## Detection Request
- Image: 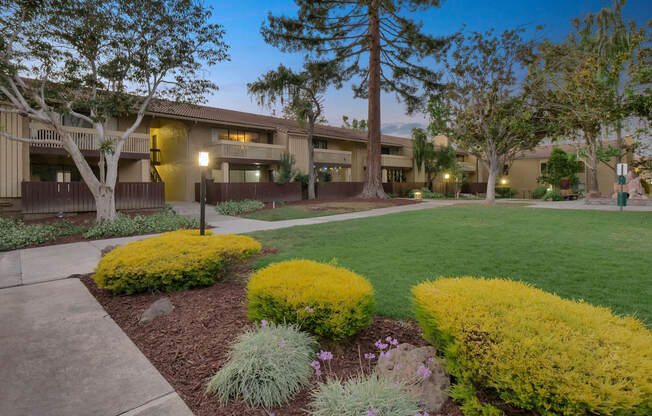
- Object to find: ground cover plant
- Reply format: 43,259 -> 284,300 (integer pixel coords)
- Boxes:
94,230 -> 261,294
413,277 -> 652,415
248,205 -> 652,326
242,201 -> 397,221
0,217 -> 85,251
247,259 -> 374,339
83,207 -> 198,238
216,200 -> 265,216
207,322 -> 318,408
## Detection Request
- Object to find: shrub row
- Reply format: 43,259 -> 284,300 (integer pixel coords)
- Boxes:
412,277 -> 652,416
94,229 -> 261,294
0,217 -> 85,251
216,199 -> 265,216
83,207 -> 198,238
247,260 -> 374,340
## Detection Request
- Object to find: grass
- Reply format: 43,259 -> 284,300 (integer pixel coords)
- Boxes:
242,201 -> 395,221
248,205 -> 652,326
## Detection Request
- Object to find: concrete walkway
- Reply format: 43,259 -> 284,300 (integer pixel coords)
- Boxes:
0,278 -> 193,416
528,199 -> 652,211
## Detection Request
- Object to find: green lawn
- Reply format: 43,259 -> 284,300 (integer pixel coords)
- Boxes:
243,205 -> 346,221
248,205 -> 652,326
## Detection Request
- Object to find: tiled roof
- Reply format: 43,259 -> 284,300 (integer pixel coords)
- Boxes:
147,99 -> 411,146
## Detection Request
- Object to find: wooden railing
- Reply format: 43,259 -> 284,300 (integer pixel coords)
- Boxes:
29,123 -> 150,154
458,161 -> 476,172
314,148 -> 352,166
212,140 -> 285,161
381,154 -> 413,168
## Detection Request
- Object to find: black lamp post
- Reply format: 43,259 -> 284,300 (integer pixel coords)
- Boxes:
198,151 -> 209,235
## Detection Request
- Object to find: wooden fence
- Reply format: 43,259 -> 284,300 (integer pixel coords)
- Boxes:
195,181 -> 302,204
315,182 -> 364,200
21,182 -> 165,214
461,182 -> 488,194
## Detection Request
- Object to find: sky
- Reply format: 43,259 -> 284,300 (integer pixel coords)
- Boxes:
203,0 -> 651,137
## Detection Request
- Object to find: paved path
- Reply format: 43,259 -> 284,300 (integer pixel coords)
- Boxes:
0,278 -> 192,416
528,199 -> 652,211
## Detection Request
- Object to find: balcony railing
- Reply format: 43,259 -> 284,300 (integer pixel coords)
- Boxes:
212,140 -> 285,162
381,154 -> 413,168
314,148 -> 352,166
458,161 -> 476,172
29,123 -> 150,154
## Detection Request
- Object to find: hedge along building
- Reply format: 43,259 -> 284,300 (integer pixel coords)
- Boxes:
0,100 -> 430,213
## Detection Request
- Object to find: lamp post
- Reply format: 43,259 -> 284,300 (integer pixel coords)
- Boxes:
198,151 -> 209,235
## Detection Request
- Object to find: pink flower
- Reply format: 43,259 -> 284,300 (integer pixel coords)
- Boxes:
416,365 -> 432,380
260,320 -> 268,327
317,350 -> 333,361
364,353 -> 376,360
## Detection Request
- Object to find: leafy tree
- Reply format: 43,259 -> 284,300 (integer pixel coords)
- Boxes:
248,62 -> 342,199
537,148 -> 579,189
0,0 -> 228,221
411,127 -> 456,190
261,0 -> 453,198
276,152 -> 297,184
342,115 -> 367,131
438,29 -> 552,203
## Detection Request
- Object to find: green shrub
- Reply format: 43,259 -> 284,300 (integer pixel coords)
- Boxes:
308,373 -> 422,416
207,323 -> 317,408
531,185 -> 548,199
543,189 -> 564,201
408,188 -> 446,199
83,207 -> 198,239
216,199 -> 265,215
0,218 -> 59,251
495,186 -> 517,198
412,277 -> 652,416
247,259 -> 374,340
94,229 -> 261,294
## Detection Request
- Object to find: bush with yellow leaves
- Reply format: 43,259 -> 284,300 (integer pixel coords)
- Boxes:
94,229 -> 261,294
247,260 -> 374,340
412,277 -> 652,416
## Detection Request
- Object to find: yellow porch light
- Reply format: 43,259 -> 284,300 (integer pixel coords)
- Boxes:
500,178 -> 508,185
414,191 -> 423,200
444,173 -> 450,180
198,151 -> 209,167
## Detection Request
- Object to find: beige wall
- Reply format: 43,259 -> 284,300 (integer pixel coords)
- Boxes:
288,134 -> 310,174
118,159 -> 150,182
150,118 -> 190,201
0,111 -> 29,198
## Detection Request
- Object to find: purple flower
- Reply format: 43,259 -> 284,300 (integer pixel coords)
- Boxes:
311,360 -> 321,370
280,338 -> 286,347
304,306 -> 314,313
374,340 -> 388,350
317,350 -> 333,361
415,412 -> 430,416
386,336 -> 399,346
427,357 -> 434,363
364,353 -> 376,360
260,319 -> 268,327
367,406 -> 379,416
416,365 -> 432,380
379,351 -> 391,360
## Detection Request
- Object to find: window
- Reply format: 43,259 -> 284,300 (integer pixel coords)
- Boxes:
381,146 -> 400,155
540,162 -> 547,173
313,138 -> 328,149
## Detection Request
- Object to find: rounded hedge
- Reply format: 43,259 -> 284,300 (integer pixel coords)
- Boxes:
412,277 -> 652,416
94,229 -> 261,294
247,260 -> 374,340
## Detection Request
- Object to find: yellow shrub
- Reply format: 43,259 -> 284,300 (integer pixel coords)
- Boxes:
94,229 -> 261,294
412,277 -> 652,416
247,260 -> 374,339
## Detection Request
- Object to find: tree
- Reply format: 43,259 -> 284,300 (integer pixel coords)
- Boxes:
537,148 -> 579,189
0,0 -> 228,221
411,127 -> 455,190
248,62 -> 342,199
261,0 -> 453,198
342,115 -> 367,131
438,29 -> 552,203
276,152 -> 297,184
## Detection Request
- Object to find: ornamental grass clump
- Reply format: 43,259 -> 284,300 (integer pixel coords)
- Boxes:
94,229 -> 261,294
207,322 -> 318,408
247,259 -> 374,340
308,373 -> 421,416
412,277 -> 652,416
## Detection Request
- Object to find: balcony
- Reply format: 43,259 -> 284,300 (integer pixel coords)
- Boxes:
458,161 -> 476,172
29,123 -> 150,155
211,140 -> 285,162
381,154 -> 413,168
314,148 -> 352,166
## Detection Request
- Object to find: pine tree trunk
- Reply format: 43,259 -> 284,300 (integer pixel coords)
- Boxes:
359,1 -> 387,199
95,184 -> 117,222
308,120 -> 316,200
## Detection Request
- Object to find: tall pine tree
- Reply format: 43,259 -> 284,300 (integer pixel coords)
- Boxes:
261,0 -> 452,198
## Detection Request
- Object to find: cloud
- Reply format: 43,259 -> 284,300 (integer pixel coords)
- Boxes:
381,122 -> 427,138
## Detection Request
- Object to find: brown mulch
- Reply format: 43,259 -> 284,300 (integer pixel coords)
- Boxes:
254,197 -> 421,212
79,256 -> 462,416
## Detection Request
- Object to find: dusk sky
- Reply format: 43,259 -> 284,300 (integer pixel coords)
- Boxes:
205,0 -> 651,137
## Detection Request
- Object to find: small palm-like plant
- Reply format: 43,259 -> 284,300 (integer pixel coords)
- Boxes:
207,322 -> 317,408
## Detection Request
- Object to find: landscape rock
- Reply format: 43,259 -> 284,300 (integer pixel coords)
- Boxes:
376,343 -> 450,413
101,245 -> 119,257
140,298 -> 174,323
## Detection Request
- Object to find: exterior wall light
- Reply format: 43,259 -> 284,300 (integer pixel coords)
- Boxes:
198,151 -> 209,167
444,173 -> 450,180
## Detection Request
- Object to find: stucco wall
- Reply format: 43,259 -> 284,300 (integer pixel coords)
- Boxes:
118,159 -> 150,182
0,111 -> 29,198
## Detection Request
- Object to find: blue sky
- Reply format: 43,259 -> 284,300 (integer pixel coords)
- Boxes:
204,0 -> 651,137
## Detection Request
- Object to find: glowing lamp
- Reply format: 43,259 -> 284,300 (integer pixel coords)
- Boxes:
500,178 -> 507,185
198,151 -> 209,167
444,173 -> 450,180
414,191 -> 423,200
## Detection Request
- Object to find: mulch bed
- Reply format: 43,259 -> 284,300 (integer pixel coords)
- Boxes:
254,197 -> 421,212
79,254 -> 462,416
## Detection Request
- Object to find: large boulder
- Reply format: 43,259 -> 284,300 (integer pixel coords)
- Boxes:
376,343 -> 450,413
140,298 -> 174,324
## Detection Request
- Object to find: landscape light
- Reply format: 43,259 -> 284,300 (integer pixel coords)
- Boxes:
414,191 -> 422,200
501,178 -> 507,185
444,173 -> 450,180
